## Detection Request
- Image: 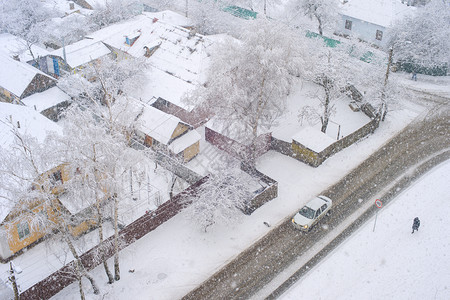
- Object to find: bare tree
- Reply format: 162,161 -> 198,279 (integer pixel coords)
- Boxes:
58,56 -> 149,281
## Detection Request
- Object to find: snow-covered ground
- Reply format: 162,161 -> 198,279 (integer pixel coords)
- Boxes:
281,160 -> 450,300
271,79 -> 371,142
0,155 -> 188,293
43,75 -> 448,299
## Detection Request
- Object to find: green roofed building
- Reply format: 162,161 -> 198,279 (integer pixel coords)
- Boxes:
223,5 -> 257,20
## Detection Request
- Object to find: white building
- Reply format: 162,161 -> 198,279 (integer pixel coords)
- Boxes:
336,0 -> 415,47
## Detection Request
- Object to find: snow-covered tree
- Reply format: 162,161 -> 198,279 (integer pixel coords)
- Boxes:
88,0 -> 142,28
56,104 -> 147,283
58,56 -> 147,113
36,14 -> 94,49
0,124 -> 100,299
287,0 -> 340,35
183,160 -> 254,232
388,0 -> 450,73
188,1 -> 246,35
58,55 -> 149,281
186,18 -> 305,163
0,0 -> 53,39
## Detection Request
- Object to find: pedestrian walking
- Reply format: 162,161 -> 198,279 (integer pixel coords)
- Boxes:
412,217 -> 420,234
411,71 -> 417,81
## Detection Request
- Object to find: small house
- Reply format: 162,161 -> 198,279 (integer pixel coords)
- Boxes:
50,38 -> 112,72
0,33 -> 66,78
336,0 -> 414,47
132,100 -> 201,162
0,53 -> 56,104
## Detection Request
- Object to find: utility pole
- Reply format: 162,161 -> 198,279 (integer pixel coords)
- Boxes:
379,46 -> 394,121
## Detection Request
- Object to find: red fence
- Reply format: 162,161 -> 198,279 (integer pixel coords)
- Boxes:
20,176 -> 209,300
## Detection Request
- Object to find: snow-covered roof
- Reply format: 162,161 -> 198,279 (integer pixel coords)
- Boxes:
339,0 -> 415,27
0,102 -> 62,148
21,86 -> 71,112
0,102 -> 62,222
134,67 -> 197,111
0,33 -> 52,63
292,126 -> 336,153
50,38 -> 111,68
168,129 -> 201,154
132,100 -> 184,145
57,191 -> 95,215
87,13 -> 211,84
0,53 -> 54,97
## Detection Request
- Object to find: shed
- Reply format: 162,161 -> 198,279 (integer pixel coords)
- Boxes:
292,127 -> 336,167
132,99 -> 200,162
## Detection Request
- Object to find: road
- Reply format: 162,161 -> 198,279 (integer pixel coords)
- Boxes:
182,100 -> 450,300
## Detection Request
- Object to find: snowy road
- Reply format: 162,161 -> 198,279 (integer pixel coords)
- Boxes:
182,107 -> 450,299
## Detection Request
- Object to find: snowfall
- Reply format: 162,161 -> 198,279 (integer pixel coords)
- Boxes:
42,74 -> 448,299
1,71 -> 449,300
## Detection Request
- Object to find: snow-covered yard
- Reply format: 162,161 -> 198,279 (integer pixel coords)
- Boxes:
281,160 -> 450,300
272,79 -> 371,142
0,155 -> 188,294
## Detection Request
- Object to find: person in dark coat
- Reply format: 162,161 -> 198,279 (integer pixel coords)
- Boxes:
412,217 -> 420,234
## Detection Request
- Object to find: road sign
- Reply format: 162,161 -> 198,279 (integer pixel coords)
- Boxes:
375,199 -> 383,208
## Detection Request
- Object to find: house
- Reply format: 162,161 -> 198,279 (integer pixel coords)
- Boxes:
130,99 -> 201,162
87,12 -> 211,83
0,103 -> 61,260
50,38 -> 112,72
0,53 -> 56,104
336,0 -> 415,47
0,103 -> 95,261
86,12 -> 213,124
0,33 -> 67,78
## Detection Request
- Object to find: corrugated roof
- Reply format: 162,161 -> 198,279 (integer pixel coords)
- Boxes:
51,38 -> 111,68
